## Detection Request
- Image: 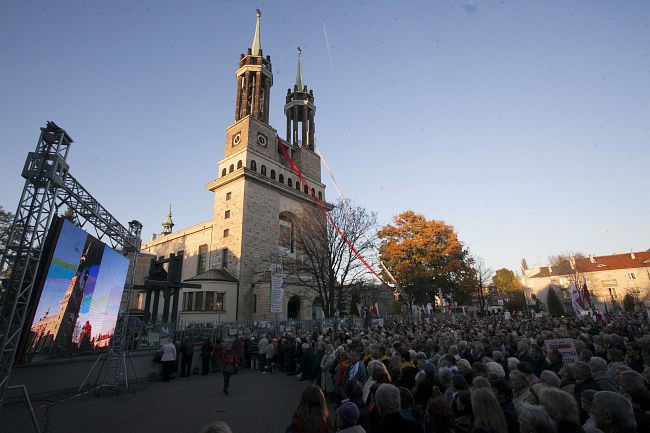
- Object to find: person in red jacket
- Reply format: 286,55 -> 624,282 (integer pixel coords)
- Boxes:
220,343 -> 238,395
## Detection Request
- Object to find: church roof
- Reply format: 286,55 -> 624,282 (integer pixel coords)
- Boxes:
185,268 -> 239,283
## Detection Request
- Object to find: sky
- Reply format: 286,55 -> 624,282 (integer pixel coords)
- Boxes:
1,1 -> 649,275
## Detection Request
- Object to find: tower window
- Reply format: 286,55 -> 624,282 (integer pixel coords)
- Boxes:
296,182 -> 300,191
271,169 -> 276,180
224,210 -> 230,219
229,164 -> 234,173
261,165 -> 267,176
223,229 -> 229,237
197,244 -> 208,274
304,185 -> 308,193
318,191 -> 322,200
287,178 -> 292,187
250,160 -> 257,171
279,212 -> 295,253
311,188 -> 315,196
226,192 -> 231,201
222,168 -> 227,177
279,174 -> 284,184
221,248 -> 228,269
237,160 -> 242,169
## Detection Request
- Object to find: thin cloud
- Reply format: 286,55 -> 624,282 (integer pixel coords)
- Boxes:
462,2 -> 478,15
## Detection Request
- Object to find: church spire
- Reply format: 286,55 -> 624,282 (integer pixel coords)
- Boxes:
295,47 -> 304,92
251,9 -> 262,57
234,9 -> 273,124
162,205 -> 174,235
285,49 -> 316,149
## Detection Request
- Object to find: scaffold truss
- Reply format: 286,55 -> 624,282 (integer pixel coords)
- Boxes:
0,121 -> 142,416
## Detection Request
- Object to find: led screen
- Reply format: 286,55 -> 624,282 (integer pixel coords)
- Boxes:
26,219 -> 129,358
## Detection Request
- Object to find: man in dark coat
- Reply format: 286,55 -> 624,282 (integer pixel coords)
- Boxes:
492,379 -> 520,433
200,338 -> 213,375
370,384 -> 423,433
180,337 -> 194,377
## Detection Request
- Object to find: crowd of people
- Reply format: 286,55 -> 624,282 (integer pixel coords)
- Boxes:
182,311 -> 649,433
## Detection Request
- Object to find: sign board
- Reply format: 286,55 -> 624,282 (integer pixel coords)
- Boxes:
271,266 -> 283,313
544,338 -> 578,364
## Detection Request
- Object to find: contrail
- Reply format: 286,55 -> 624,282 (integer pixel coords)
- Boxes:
322,22 -> 334,77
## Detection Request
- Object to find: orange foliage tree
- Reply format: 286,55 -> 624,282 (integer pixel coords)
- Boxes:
378,210 -> 476,311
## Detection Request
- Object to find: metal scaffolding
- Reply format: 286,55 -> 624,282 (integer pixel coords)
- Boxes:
0,122 -> 141,417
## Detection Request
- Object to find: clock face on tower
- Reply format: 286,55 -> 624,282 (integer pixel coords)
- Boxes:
232,132 -> 241,146
257,133 -> 268,147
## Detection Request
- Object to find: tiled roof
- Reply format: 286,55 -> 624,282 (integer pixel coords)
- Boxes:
185,268 -> 238,282
528,251 -> 650,278
575,251 -> 650,273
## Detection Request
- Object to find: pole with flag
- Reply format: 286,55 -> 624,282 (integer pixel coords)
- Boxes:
569,282 -> 585,316
582,279 -> 594,316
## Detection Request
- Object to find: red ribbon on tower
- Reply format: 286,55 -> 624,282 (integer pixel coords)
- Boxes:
277,138 -> 388,287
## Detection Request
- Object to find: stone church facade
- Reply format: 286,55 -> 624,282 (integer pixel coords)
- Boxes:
139,11 -> 328,322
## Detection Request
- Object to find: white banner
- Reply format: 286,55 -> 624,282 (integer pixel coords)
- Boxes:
271,265 -> 283,313
544,338 -> 578,364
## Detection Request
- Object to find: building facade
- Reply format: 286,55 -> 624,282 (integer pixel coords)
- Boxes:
138,11 -> 328,323
521,251 -> 650,313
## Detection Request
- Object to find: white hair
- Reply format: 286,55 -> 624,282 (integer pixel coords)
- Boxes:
507,357 -> 520,371
375,384 -> 401,416
486,361 -> 506,379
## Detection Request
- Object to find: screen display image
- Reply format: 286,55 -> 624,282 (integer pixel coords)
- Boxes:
27,219 -> 130,358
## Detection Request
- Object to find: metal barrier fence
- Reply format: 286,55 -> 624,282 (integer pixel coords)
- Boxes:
124,316 -> 377,350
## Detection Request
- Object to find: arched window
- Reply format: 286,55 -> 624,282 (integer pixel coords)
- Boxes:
287,178 -> 292,187
229,164 -> 234,173
311,188 -> 315,196
261,165 -> 267,176
279,174 -> 284,184
250,160 -> 257,171
303,185 -> 308,193
296,182 -> 300,191
221,168 -> 227,177
318,191 -> 322,200
279,211 -> 295,253
270,169 -> 276,180
237,160 -> 242,169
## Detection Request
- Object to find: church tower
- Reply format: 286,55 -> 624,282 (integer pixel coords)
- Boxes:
205,11 -> 327,320
140,11 -> 329,322
285,48 -> 316,149
234,9 -> 272,124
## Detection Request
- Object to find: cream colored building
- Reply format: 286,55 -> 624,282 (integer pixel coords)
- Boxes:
521,251 -> 650,313
137,12 -> 328,323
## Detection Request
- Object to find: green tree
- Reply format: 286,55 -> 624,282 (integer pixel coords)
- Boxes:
0,205 -> 15,256
623,294 -> 636,312
546,287 -> 564,317
492,268 -> 521,293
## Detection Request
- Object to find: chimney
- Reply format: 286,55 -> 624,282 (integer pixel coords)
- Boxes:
589,254 -> 595,263
631,252 -> 636,259
569,256 -> 576,270
547,265 -> 553,274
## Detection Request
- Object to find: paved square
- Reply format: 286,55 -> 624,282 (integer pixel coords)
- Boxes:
1,368 -> 310,433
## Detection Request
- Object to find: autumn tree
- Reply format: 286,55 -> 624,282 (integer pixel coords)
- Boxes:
283,200 -> 378,318
378,211 -> 473,312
